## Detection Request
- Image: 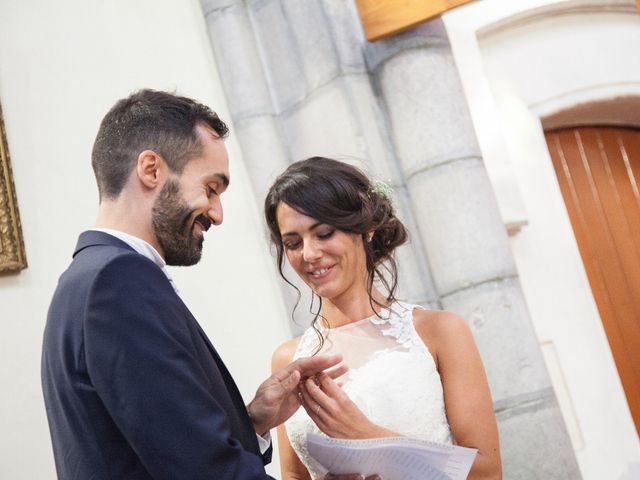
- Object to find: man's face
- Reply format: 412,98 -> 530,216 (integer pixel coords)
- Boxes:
151,124 -> 229,266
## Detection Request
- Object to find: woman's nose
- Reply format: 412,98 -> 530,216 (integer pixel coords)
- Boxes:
302,240 -> 321,262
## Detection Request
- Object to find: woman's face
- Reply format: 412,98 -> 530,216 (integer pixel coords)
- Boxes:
276,202 -> 368,303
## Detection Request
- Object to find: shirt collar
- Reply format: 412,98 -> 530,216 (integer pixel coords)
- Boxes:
91,228 -> 179,295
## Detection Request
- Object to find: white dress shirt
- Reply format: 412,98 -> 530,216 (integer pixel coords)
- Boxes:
92,228 -> 180,294
90,228 -> 271,453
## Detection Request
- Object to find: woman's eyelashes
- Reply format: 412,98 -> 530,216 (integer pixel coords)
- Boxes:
282,228 -> 336,251
283,239 -> 301,250
316,228 -> 335,240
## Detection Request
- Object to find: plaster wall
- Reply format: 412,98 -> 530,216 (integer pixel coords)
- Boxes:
444,1 -> 640,478
0,1 -> 288,478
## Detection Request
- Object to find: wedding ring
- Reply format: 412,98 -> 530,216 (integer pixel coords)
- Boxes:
315,405 -> 321,416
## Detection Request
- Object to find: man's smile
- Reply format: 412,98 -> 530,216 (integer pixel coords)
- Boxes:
194,214 -> 212,234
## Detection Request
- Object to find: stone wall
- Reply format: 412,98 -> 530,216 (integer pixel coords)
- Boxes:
201,0 -> 581,477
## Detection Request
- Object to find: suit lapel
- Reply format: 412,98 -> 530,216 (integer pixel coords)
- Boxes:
193,320 -> 261,455
194,324 -> 248,408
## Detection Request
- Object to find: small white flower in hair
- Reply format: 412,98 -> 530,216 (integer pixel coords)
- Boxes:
369,179 -> 394,201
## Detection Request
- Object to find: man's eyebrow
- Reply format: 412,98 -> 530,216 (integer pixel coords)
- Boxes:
212,173 -> 229,188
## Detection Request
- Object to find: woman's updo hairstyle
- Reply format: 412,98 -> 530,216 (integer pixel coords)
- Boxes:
264,157 -> 408,319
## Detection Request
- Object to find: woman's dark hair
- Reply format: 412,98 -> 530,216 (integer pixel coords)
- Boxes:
264,157 -> 408,351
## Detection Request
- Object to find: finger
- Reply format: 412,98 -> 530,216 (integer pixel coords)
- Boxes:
300,381 -> 330,417
304,376 -> 335,410
300,384 -> 323,422
300,381 -> 318,407
326,474 -> 366,480
271,355 -> 342,390
297,385 -> 304,403
325,363 -> 349,380
271,362 -> 302,384
282,369 -> 301,393
317,372 -> 349,400
293,354 -> 344,377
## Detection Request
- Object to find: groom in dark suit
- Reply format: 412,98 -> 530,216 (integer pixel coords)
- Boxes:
41,90 -> 350,480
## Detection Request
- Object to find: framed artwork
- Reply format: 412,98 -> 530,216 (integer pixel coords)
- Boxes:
0,101 -> 27,273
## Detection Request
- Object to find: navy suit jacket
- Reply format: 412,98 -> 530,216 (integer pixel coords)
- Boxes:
42,231 -> 275,479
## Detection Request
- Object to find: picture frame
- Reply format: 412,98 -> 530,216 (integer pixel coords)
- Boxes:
0,101 -> 27,273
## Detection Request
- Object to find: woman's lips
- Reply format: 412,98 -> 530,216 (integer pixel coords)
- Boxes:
307,265 -> 334,280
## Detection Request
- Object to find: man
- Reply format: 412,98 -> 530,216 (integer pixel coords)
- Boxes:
41,90 -> 369,479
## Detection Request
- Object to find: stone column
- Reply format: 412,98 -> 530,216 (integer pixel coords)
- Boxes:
201,0 -> 289,200
202,0 -> 439,324
201,0 -> 582,475
368,20 -> 581,478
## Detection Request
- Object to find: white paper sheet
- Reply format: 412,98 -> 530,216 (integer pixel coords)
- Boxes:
306,433 -> 477,480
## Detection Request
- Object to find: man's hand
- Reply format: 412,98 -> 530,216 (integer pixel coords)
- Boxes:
247,354 -> 346,435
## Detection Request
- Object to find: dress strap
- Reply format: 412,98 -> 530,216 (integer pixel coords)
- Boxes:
368,301 -> 426,349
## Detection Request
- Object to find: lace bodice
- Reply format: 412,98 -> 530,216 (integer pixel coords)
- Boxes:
285,302 -> 452,479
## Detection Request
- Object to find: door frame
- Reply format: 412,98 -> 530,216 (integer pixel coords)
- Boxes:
442,0 -> 640,477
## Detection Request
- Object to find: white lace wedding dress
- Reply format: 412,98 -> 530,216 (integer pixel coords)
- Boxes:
285,301 -> 453,479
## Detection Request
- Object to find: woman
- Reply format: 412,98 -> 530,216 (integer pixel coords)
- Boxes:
266,157 -> 501,480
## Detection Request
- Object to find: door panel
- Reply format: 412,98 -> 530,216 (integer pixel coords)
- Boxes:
545,126 -> 640,434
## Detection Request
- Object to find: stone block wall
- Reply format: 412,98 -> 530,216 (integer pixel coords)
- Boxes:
201,0 -> 581,477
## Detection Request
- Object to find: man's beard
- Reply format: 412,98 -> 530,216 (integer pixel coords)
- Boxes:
151,179 -> 210,266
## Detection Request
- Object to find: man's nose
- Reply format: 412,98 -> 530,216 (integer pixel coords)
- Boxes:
208,199 -> 223,226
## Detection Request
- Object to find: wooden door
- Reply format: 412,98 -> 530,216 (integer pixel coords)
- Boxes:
354,0 -> 475,40
545,126 -> 640,435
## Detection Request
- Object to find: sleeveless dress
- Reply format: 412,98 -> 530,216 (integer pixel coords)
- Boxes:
285,301 -> 453,479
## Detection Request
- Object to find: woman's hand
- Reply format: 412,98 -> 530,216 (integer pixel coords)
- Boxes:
247,354 -> 347,436
300,371 -> 396,439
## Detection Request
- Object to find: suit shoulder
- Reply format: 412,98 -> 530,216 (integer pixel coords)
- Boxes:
272,337 -> 302,373
102,249 -> 162,272
68,242 -> 160,280
83,252 -> 186,340
54,246 -> 163,304
91,250 -> 167,286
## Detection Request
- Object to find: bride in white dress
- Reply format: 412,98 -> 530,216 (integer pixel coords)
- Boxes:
265,157 -> 501,480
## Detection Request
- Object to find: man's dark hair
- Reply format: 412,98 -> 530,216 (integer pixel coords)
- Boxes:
91,89 -> 228,200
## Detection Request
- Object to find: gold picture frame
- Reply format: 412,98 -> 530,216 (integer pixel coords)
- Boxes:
0,101 -> 27,273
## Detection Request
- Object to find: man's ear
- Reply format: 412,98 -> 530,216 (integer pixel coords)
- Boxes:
136,150 -> 164,190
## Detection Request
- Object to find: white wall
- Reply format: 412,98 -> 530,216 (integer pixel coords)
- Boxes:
444,1 -> 640,479
0,1 -> 289,478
